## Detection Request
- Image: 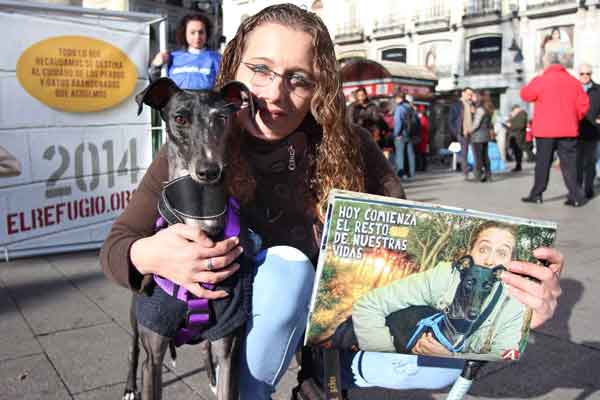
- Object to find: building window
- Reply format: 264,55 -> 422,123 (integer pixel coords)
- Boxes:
468,36 -> 502,75
381,48 -> 407,63
419,40 -> 452,78
464,0 -> 501,17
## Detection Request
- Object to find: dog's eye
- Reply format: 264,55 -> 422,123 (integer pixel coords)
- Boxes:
174,116 -> 188,125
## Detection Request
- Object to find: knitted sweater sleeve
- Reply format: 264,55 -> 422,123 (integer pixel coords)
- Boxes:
99,146 -> 168,292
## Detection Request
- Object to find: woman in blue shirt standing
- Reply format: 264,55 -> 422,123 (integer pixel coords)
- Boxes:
149,13 -> 221,90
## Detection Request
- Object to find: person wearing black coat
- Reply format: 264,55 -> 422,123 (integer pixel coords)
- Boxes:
576,64 -> 600,199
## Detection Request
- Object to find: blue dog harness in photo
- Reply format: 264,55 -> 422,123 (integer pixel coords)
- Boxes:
405,265 -> 505,353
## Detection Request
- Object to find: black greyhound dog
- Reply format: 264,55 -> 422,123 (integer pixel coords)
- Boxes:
330,255 -> 506,354
123,77 -> 256,400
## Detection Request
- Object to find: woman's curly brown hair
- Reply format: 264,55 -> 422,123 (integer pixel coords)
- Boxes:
175,13 -> 213,48
215,3 -> 364,220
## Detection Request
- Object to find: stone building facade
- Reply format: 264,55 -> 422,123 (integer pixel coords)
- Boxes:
223,0 -> 600,118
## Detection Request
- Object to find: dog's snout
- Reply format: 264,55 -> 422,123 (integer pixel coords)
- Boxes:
467,310 -> 479,320
195,162 -> 222,183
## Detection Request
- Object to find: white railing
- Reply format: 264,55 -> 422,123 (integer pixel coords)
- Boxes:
526,0 -> 578,9
464,0 -> 502,16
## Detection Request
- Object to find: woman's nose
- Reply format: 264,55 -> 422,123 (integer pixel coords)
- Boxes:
263,75 -> 287,101
484,251 -> 496,266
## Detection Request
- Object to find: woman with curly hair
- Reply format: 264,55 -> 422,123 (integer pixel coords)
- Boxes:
149,13 -> 221,89
101,4 -> 564,399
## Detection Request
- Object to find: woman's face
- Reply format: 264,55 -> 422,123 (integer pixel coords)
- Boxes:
356,90 -> 368,104
235,23 -> 316,141
551,29 -> 560,40
186,20 -> 207,50
470,227 -> 515,268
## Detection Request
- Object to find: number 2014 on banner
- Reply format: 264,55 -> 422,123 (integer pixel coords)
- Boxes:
43,138 -> 139,199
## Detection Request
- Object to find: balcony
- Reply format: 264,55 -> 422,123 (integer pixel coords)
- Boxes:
463,0 -> 502,27
373,16 -> 406,40
334,25 -> 365,45
414,5 -> 451,33
525,0 -> 579,18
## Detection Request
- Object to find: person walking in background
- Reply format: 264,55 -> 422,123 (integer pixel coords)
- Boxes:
448,87 -> 474,178
468,91 -> 493,182
416,104 -> 429,172
505,104 -> 528,172
524,119 -> 536,162
348,87 -> 385,131
149,13 -> 221,89
392,91 -> 417,180
520,50 -> 589,206
493,110 -> 507,164
576,64 -> 600,200
381,100 -> 395,135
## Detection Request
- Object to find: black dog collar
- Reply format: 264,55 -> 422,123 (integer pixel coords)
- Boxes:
158,175 -> 227,225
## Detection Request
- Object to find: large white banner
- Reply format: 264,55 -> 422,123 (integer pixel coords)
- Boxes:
0,3 -> 159,259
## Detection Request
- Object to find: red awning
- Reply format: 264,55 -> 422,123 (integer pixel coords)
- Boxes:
340,58 -> 437,101
340,58 -> 391,82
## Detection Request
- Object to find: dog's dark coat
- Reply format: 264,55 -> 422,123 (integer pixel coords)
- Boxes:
124,78 -> 255,400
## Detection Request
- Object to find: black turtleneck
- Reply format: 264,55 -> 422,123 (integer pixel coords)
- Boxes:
241,128 -> 321,265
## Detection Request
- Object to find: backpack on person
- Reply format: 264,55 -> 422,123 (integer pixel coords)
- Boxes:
401,103 -> 421,143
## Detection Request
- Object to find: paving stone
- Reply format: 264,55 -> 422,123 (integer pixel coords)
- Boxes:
0,256 -> 110,335
470,333 -> 600,398
73,371 -> 207,400
48,251 -> 134,330
0,354 -> 70,400
0,285 -> 43,362
38,323 -> 132,394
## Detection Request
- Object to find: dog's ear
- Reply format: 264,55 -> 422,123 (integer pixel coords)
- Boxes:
453,255 -> 473,274
136,78 -> 181,115
491,265 -> 507,280
219,80 -> 255,117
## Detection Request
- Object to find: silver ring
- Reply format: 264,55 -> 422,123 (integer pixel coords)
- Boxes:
206,258 -> 214,271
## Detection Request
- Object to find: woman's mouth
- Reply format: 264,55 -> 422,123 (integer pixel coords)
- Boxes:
259,107 -> 286,122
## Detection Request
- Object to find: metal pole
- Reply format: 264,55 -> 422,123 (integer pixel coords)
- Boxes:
158,18 -> 168,146
446,360 -> 486,400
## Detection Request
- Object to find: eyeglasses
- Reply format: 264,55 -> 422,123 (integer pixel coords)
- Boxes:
242,62 -> 315,98
580,72 -> 592,76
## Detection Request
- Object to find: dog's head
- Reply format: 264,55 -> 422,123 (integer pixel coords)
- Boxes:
136,78 -> 254,184
447,255 -> 505,323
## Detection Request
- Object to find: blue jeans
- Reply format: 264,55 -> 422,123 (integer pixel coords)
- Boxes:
596,142 -> 600,176
239,246 -> 463,399
394,137 -> 415,178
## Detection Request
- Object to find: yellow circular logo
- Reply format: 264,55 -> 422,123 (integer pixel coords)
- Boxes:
16,36 -> 138,112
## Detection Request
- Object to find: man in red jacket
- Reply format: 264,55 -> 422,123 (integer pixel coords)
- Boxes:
520,50 -> 589,207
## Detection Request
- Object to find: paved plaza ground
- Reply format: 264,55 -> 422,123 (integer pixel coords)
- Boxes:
2,162 -> 600,400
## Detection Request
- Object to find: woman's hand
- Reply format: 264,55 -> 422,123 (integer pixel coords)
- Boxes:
130,223 -> 244,299
501,247 -> 564,329
152,51 -> 169,67
411,332 -> 452,357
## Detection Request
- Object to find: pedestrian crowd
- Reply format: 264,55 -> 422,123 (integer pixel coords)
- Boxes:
347,50 -> 599,208
347,87 -> 430,181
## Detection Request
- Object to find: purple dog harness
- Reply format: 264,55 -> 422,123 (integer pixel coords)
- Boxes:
153,197 -> 241,346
